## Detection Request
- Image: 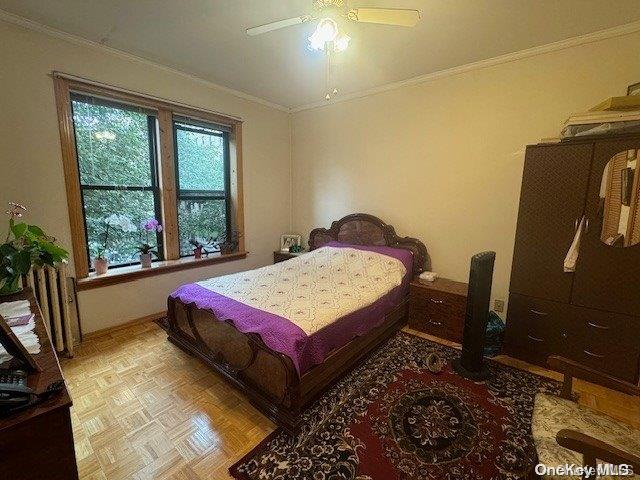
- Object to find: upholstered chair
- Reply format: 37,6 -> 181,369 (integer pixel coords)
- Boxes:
532,356 -> 640,479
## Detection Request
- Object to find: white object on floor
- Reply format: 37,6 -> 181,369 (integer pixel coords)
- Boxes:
419,271 -> 438,282
0,299 -> 31,319
564,216 -> 585,273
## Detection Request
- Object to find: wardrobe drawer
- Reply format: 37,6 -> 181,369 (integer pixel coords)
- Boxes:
504,294 -> 575,365
572,307 -> 640,383
570,335 -> 640,384
574,307 -> 638,348
506,294 -> 640,383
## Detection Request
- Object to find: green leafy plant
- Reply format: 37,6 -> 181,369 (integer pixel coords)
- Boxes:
1,203 -> 69,295
216,231 -> 242,254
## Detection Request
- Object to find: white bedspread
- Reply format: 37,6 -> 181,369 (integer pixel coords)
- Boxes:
197,246 -> 407,334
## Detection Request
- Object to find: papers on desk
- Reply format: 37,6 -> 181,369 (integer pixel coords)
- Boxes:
0,300 -> 41,363
0,300 -> 30,319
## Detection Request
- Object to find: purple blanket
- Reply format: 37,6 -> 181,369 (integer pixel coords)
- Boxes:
170,242 -> 414,375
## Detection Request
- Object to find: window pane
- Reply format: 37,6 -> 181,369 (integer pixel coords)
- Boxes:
72,98 -> 153,187
175,125 -> 225,191
84,189 -> 159,266
178,199 -> 227,256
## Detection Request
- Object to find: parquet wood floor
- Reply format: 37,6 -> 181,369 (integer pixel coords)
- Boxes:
60,322 -> 640,479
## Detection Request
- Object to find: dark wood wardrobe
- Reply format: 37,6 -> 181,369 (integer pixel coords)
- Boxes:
504,133 -> 640,384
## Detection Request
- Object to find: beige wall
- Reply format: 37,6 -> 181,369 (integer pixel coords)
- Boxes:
0,20 -> 291,333
291,31 -> 640,313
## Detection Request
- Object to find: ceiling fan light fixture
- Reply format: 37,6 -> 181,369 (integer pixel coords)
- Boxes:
308,17 -> 343,51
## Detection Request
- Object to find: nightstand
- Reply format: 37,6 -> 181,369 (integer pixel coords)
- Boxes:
273,250 -> 306,263
408,278 -> 468,343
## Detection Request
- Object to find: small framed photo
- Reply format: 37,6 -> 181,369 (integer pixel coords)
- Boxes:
280,234 -> 301,253
627,82 -> 640,96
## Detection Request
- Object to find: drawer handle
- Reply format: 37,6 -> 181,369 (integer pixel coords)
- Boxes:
530,310 -> 548,316
430,299 -> 444,304
527,334 -> 544,342
583,349 -> 604,359
429,320 -> 443,326
587,322 -> 610,330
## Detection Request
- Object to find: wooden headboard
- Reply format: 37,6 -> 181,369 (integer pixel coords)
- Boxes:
308,213 -> 430,275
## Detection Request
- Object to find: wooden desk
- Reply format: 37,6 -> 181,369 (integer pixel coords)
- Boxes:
0,290 -> 78,479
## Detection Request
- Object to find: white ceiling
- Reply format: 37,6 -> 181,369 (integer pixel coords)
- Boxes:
2,0 -> 640,109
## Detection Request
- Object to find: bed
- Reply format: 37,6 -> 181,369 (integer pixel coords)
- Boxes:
165,213 -> 429,431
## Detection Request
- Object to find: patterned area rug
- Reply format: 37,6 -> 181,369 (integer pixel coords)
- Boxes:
230,332 -> 560,480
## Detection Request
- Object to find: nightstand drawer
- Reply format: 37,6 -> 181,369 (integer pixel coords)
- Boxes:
408,279 -> 467,343
412,289 -> 465,313
273,251 -> 306,263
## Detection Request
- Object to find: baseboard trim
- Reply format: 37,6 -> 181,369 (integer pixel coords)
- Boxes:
83,311 -> 167,340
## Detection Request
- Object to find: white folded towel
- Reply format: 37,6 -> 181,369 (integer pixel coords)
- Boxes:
0,300 -> 31,319
564,216 -> 585,273
0,314 -> 40,363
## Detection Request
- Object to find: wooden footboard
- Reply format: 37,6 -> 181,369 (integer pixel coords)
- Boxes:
166,295 -> 408,431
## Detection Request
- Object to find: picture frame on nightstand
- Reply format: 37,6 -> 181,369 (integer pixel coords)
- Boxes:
280,234 -> 301,253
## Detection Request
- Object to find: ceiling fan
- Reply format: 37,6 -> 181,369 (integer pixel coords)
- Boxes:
247,0 -> 420,100
246,0 -> 421,44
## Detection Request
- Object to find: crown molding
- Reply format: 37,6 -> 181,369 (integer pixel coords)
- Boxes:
0,9 -> 291,113
290,19 -> 640,113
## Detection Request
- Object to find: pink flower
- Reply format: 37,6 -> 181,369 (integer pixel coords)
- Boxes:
141,218 -> 162,232
6,202 -> 26,219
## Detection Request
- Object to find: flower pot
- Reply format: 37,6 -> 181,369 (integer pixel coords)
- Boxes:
193,248 -> 203,259
140,253 -> 152,268
94,257 -> 109,275
0,275 -> 23,296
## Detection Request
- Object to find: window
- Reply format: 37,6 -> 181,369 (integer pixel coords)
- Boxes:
174,119 -> 231,256
54,75 -> 245,285
71,94 -> 164,268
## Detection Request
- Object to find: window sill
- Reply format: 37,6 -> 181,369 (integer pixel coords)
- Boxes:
76,251 -> 248,291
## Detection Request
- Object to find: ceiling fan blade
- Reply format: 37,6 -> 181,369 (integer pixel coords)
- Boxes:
246,15 -> 311,36
348,8 -> 421,27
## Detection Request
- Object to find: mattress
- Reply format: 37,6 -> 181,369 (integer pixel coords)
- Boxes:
170,242 -> 413,374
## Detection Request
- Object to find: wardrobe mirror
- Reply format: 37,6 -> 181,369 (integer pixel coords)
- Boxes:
598,149 -> 639,247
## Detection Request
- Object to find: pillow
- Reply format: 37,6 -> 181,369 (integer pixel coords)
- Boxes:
322,241 -> 414,278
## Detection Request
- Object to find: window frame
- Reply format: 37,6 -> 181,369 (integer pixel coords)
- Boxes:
173,120 -> 232,257
70,94 -> 165,269
53,75 -> 245,282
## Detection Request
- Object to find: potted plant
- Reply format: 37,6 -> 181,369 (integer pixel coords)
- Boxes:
188,238 -> 208,259
189,239 -> 204,259
217,231 -> 242,255
93,214 -> 137,275
1,202 -> 69,296
138,218 -> 162,268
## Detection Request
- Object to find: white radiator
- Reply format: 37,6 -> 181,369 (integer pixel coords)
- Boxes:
23,263 -> 81,357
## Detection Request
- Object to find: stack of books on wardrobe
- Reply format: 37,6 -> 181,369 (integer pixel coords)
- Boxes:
560,95 -> 640,139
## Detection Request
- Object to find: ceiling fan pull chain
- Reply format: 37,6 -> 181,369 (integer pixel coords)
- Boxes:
324,50 -> 340,100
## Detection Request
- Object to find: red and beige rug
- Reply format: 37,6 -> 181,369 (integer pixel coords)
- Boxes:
230,332 -> 559,480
